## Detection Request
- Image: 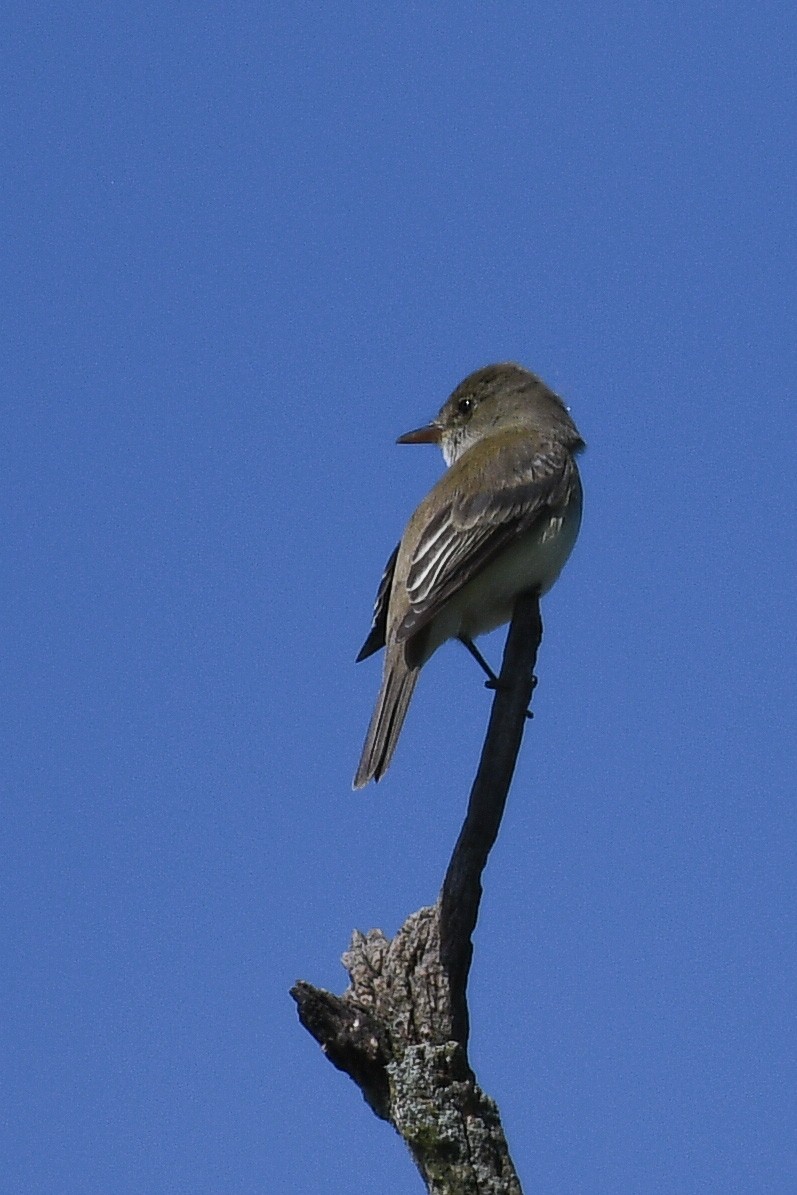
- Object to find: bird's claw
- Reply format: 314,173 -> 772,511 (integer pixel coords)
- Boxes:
484,675 -> 536,718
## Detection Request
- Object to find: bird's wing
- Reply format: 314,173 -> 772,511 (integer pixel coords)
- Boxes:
397,436 -> 577,643
356,542 -> 400,661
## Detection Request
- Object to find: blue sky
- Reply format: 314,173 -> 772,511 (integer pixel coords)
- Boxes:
4,3 -> 795,1192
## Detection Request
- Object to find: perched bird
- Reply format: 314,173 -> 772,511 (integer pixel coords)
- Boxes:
353,363 -> 584,789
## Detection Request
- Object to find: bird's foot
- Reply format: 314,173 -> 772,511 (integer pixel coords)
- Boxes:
484,673 -> 537,718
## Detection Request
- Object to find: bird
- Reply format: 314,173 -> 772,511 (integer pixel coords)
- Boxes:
353,362 -> 584,789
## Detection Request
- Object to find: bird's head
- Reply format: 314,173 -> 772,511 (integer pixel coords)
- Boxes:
397,363 -> 584,465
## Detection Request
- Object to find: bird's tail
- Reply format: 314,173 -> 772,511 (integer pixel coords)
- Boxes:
353,652 -> 420,789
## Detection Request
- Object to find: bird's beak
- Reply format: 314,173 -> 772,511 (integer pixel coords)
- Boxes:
396,421 -> 442,445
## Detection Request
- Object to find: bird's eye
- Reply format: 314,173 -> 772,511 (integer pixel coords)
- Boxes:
457,397 -> 475,417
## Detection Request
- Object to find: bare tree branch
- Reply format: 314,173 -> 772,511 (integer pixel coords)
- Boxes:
292,591 -> 543,1193
440,590 -> 542,1046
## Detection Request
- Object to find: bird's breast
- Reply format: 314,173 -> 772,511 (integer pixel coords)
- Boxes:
420,487 -> 582,661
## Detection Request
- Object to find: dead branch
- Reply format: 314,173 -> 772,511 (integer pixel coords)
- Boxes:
292,591 -> 542,1193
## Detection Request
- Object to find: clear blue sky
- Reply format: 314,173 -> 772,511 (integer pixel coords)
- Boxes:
5,3 -> 795,1192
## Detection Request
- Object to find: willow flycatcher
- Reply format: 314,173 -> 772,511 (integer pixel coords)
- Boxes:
354,362 -> 584,788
